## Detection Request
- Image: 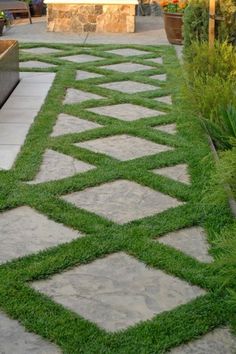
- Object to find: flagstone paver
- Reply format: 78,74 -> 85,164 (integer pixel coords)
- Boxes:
100,62 -> 152,73
154,95 -> 172,105
21,47 -> 61,55
158,227 -> 213,263
170,327 -> 236,353
154,123 -> 177,135
60,54 -> 104,63
147,57 -> 163,65
0,206 -> 81,264
20,61 -> 57,69
76,70 -> 103,81
31,252 -> 205,332
51,113 -> 102,137
98,81 -> 159,94
29,149 -> 95,184
63,88 -> 104,104
62,180 -> 183,224
76,134 -> 173,161
153,164 -> 190,184
150,74 -> 167,81
0,312 -> 61,354
106,48 -> 151,56
87,103 -> 165,121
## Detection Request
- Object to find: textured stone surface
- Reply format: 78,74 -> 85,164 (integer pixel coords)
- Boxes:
0,312 -> 61,354
0,145 -> 21,170
76,134 -> 172,161
99,81 -> 158,94
20,61 -> 56,69
29,149 -> 95,184
154,95 -> 172,105
154,123 -> 177,135
31,252 -> 205,332
87,103 -> 164,121
60,54 -> 103,63
100,62 -> 152,73
47,4 -> 136,33
106,48 -> 150,56
76,70 -> 103,81
51,113 -> 102,137
0,123 -> 30,144
62,179 -> 183,224
64,88 -> 104,104
158,227 -> 213,263
147,57 -> 163,64
150,74 -> 167,81
153,164 -> 190,184
21,47 -> 61,55
170,327 -> 236,354
0,206 -> 81,264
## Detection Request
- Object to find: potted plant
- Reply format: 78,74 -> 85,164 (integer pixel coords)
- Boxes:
30,0 -> 44,17
0,11 -> 10,36
160,0 -> 188,45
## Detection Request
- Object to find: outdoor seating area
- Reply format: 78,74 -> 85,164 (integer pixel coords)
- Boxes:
0,1 -> 236,353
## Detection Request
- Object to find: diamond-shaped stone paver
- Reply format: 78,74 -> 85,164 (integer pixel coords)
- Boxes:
76,70 -> 103,81
21,47 -> 61,55
0,206 -> 81,264
154,123 -> 177,135
31,252 -> 205,332
158,227 -> 213,263
170,327 -> 236,354
76,134 -> 173,161
100,62 -> 152,73
51,113 -> 102,137
0,312 -> 61,354
87,103 -> 165,121
29,149 -> 95,184
62,179 -> 183,224
106,48 -> 151,56
154,95 -> 172,105
60,54 -> 104,63
20,61 -> 56,69
63,88 -> 104,104
150,74 -> 167,81
147,57 -> 163,64
98,81 -> 159,94
153,164 -> 190,185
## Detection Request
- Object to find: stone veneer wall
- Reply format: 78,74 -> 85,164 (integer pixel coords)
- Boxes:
47,4 -> 136,33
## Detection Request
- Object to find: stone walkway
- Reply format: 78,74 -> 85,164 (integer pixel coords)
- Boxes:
0,43 -> 235,353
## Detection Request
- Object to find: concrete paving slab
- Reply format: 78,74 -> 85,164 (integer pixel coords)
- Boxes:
21,47 -> 62,55
100,62 -> 152,73
154,123 -> 176,135
64,88 -> 104,104
0,123 -> 30,145
98,81 -> 159,94
154,95 -> 172,105
76,70 -> 103,81
20,61 -> 57,69
153,164 -> 190,185
60,54 -> 104,63
0,145 -> 21,170
105,48 -> 151,56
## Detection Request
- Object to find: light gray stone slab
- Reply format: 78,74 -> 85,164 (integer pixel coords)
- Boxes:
154,123 -> 177,135
76,70 -> 103,81
60,54 -> 104,63
0,123 -> 30,145
170,327 -> 236,354
63,88 -> 104,104
51,113 -> 102,137
20,72 -> 56,83
62,179 -> 183,224
21,47 -> 61,55
150,74 -> 167,81
154,95 -> 172,105
0,206 -> 82,264
87,103 -> 165,121
1,96 -> 45,111
76,134 -> 172,161
11,83 -> 52,98
0,110 -> 38,124
0,145 -> 21,170
31,252 -> 205,332
153,164 -> 190,185
29,149 -> 95,184
99,81 -> 159,94
106,48 -> 151,56
147,57 -> 163,64
20,61 -> 56,69
158,227 -> 213,263
0,311 -> 61,354
100,62 -> 152,73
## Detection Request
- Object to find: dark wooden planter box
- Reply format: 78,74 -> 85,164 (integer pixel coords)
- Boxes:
163,12 -> 183,45
0,40 -> 20,108
0,19 -> 4,36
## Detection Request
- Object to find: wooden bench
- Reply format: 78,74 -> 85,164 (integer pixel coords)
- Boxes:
0,0 -> 32,24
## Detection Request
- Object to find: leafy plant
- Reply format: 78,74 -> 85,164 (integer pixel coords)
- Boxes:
160,0 -> 188,13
